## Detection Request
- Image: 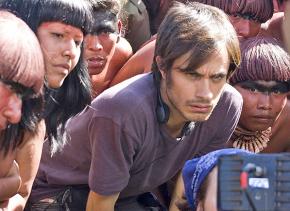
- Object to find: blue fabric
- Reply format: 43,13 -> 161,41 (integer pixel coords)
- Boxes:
182,148 -> 252,210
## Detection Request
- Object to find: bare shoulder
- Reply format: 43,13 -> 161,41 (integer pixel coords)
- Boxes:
115,37 -> 133,59
263,100 -> 290,152
127,39 -> 156,73
18,120 -> 46,149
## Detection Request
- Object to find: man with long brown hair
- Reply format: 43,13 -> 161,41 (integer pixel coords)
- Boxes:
85,2 -> 242,210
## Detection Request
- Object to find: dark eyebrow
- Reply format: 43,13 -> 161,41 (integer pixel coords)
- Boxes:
176,67 -> 227,78
238,81 -> 290,93
176,67 -> 202,76
239,81 -> 267,89
90,19 -> 117,34
210,72 -> 227,78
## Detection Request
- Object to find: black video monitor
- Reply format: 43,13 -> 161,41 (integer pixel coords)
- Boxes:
218,153 -> 290,211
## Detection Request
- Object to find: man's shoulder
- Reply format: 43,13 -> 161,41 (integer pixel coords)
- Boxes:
91,73 -> 155,115
210,84 -> 243,120
220,83 -> 243,105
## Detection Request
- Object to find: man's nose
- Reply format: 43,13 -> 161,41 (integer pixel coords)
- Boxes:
195,79 -> 213,101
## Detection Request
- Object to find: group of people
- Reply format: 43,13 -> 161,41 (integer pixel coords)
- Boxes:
0,0 -> 290,210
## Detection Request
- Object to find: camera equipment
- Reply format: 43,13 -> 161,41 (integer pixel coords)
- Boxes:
218,153 -> 290,211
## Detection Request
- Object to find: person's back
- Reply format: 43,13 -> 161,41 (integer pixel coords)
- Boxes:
109,38 -> 155,87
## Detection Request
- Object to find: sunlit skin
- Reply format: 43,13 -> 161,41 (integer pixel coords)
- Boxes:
0,81 -> 22,206
0,81 -> 22,131
197,167 -> 218,211
159,46 -> 229,136
37,22 -> 83,88
174,167 -> 218,211
228,16 -> 261,41
109,38 -> 155,87
234,81 -> 288,132
262,100 -> 290,152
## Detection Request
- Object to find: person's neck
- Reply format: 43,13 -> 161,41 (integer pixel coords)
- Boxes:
166,117 -> 188,138
231,125 -> 272,153
160,82 -> 187,138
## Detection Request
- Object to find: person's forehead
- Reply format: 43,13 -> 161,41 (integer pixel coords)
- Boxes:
93,11 -> 117,25
39,21 -> 83,36
173,46 -> 229,71
246,80 -> 285,87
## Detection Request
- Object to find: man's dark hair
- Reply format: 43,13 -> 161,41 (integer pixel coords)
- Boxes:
152,2 -> 240,80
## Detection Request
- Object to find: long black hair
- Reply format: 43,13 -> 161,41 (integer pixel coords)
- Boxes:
0,0 -> 93,153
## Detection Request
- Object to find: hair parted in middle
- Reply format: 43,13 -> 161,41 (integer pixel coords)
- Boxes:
152,1 -> 240,80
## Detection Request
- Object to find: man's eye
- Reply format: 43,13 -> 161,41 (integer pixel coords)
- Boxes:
212,75 -> 225,82
187,72 -> 200,79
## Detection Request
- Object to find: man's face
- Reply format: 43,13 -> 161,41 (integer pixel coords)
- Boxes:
84,12 -> 119,76
0,80 -> 22,130
234,80 -> 289,131
160,46 -> 229,123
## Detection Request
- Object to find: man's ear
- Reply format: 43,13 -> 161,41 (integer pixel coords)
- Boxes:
155,55 -> 166,79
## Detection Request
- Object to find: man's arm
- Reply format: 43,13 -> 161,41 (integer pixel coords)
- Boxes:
86,190 -> 119,211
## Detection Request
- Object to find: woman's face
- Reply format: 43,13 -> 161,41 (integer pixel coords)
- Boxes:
37,22 -> 84,88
